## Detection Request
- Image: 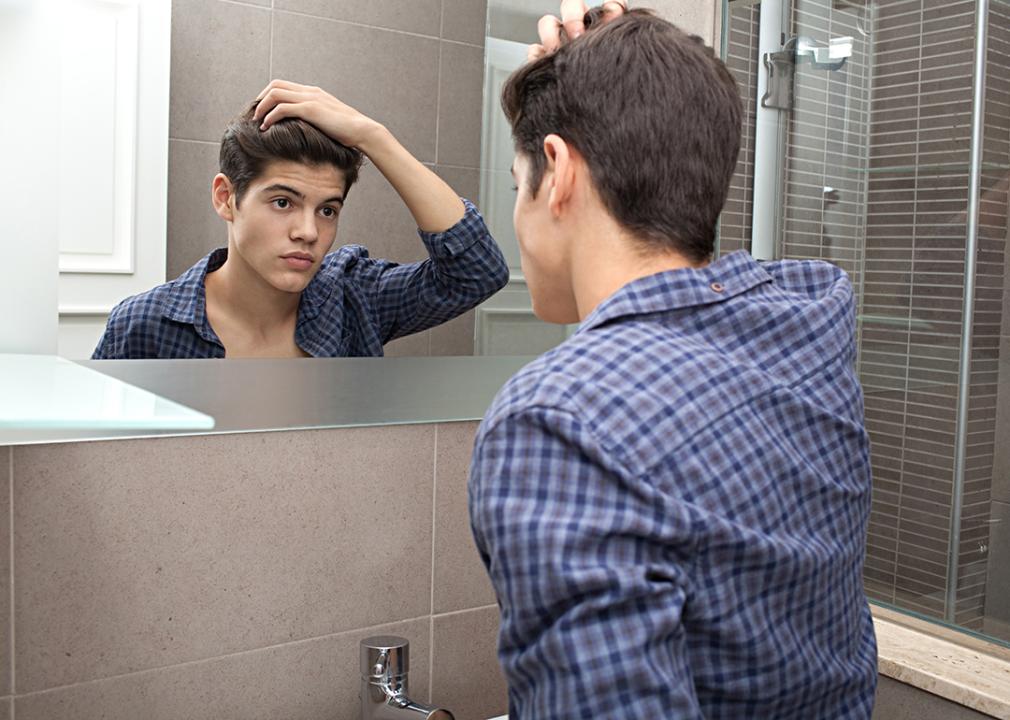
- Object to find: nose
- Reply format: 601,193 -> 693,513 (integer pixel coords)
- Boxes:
291,207 -> 318,243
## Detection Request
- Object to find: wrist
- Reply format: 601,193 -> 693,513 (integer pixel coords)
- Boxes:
356,121 -> 394,157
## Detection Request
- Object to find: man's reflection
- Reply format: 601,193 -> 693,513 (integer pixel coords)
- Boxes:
92,80 -> 508,359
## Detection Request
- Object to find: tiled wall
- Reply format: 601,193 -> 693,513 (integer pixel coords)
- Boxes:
722,0 -> 1010,634
167,0 -> 488,357
0,423 -> 506,719
721,1 -> 758,256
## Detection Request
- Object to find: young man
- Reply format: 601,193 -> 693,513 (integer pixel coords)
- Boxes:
468,4 -> 878,719
93,81 -> 508,359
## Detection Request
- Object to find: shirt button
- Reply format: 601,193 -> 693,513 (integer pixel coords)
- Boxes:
710,282 -> 725,293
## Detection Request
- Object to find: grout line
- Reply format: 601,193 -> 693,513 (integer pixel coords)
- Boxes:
268,0 -> 275,79
430,426 -> 439,619
431,603 -> 499,620
14,612 -> 437,700
428,424 -> 439,702
428,614 -> 435,703
434,41 -> 444,166
271,7 -> 481,48
216,0 -> 271,10
169,138 -> 220,147
8,449 -> 14,706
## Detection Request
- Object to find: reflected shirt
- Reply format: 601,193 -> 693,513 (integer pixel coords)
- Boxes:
469,250 -> 878,720
92,199 -> 508,359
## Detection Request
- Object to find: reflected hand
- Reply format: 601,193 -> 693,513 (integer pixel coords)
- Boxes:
252,79 -> 382,151
527,0 -> 627,62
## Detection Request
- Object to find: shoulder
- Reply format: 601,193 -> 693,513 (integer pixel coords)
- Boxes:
762,258 -> 853,303
478,318 -> 767,474
105,281 -> 176,329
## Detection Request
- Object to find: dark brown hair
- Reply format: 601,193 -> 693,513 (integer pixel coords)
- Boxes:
502,9 -> 742,261
219,101 -> 363,206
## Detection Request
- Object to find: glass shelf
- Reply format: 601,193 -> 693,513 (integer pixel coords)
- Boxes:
0,354 -> 214,433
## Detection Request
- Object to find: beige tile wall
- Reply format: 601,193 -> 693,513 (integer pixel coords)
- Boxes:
167,0 -> 489,357
6,422 -> 504,719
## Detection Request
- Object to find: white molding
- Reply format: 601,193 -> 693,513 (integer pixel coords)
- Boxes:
57,0 -> 140,274
58,305 -> 115,317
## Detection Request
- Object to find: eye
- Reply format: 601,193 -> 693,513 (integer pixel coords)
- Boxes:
272,198 -> 291,209
511,185 -> 519,193
319,206 -> 339,219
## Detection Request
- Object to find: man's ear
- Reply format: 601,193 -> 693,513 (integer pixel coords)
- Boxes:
212,173 -> 237,222
542,134 -> 576,218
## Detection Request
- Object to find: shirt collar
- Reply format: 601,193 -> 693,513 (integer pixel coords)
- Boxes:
161,248 -> 227,344
577,250 -> 773,334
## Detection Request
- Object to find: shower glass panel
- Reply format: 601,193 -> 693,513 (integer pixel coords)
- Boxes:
722,0 -> 1010,645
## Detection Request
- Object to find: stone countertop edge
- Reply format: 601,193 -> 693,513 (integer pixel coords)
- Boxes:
872,606 -> 1010,719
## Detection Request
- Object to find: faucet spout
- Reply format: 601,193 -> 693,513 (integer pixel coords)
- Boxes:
359,636 -> 455,720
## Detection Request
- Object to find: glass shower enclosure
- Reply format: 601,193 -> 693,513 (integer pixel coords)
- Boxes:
721,0 -> 1010,644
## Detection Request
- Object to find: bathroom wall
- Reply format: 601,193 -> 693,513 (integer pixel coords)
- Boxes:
166,0 -> 488,357
0,423 -> 505,719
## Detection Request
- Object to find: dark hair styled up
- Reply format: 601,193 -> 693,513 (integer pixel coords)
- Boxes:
502,9 -> 742,262
219,101 -> 364,206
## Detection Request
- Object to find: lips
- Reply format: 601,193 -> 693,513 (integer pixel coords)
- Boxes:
281,253 -> 314,271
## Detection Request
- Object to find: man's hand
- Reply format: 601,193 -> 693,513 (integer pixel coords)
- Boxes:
253,79 -> 383,152
528,0 -> 628,62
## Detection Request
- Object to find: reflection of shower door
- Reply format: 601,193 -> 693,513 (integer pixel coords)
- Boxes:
474,37 -> 578,356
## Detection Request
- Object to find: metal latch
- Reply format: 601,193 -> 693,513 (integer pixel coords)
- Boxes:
761,35 -> 854,110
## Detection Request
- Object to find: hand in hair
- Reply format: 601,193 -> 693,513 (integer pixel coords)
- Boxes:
528,0 -> 627,62
253,79 -> 382,151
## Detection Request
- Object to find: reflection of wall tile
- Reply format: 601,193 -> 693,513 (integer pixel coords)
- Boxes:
169,0 -> 271,143
13,427 -> 435,692
272,11 -> 440,164
339,164 -> 428,265
14,618 -> 430,720
437,42 -> 485,169
442,0 -> 488,46
166,140 -> 225,280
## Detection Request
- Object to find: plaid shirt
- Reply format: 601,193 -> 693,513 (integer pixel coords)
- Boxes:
469,250 -> 878,720
92,199 -> 507,358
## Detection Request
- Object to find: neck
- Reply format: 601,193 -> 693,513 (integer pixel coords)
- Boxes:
570,211 -> 706,322
205,245 -> 301,333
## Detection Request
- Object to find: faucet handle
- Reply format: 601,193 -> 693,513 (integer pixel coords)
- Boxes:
361,635 -> 409,680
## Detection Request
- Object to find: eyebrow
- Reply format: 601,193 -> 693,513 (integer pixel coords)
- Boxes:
261,183 -> 344,205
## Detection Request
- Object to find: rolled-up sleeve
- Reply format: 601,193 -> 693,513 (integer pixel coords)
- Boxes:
353,198 -> 509,343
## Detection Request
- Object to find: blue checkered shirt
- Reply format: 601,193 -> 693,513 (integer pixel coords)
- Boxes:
469,250 -> 878,719
92,199 -> 507,358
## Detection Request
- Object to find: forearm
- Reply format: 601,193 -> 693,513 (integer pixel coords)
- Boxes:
358,124 -> 466,233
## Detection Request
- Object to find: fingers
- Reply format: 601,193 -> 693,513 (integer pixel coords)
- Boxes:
601,0 -> 628,21
529,1 -> 628,63
560,0 -> 589,39
537,14 -> 564,53
258,102 -> 300,130
253,87 -> 310,124
255,78 -> 307,101
527,43 -> 548,63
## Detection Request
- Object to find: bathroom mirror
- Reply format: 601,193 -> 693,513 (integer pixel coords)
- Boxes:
1,1 -> 712,361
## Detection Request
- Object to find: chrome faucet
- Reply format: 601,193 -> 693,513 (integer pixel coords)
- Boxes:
360,636 -> 454,720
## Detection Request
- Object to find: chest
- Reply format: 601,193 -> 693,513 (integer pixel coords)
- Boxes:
208,314 -> 310,359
